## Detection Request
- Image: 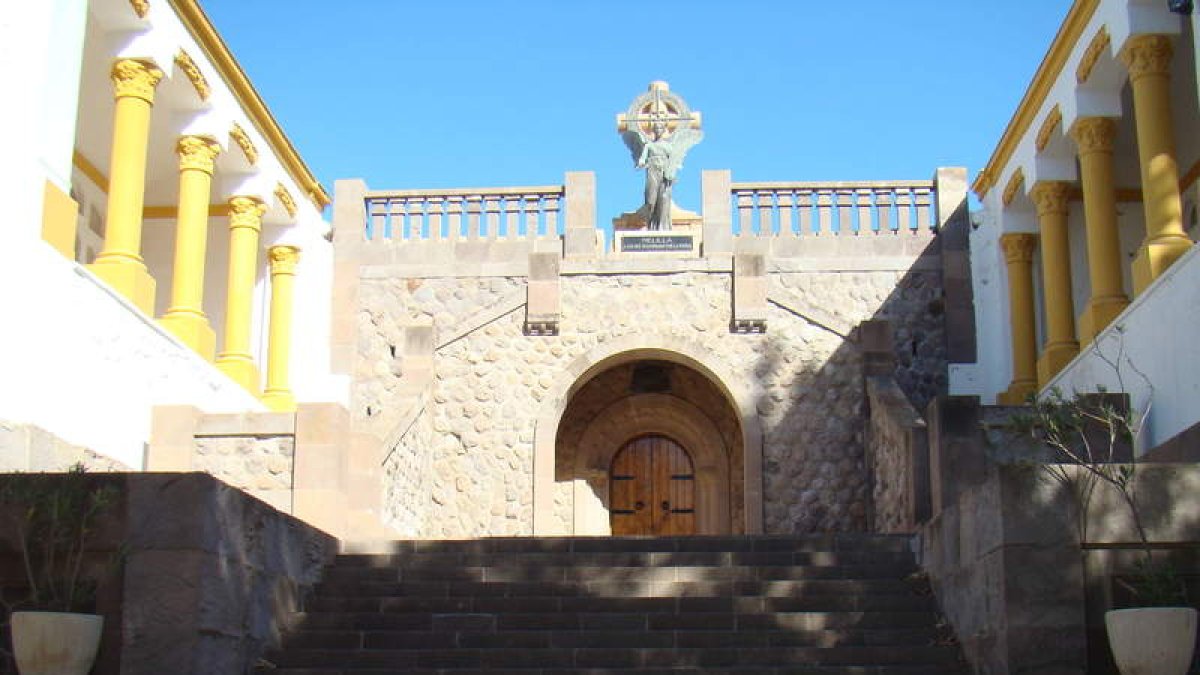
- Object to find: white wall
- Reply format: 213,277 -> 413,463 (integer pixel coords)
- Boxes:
1047,244 -> 1200,451
0,241 -> 263,468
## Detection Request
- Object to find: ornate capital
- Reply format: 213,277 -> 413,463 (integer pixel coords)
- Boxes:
228,196 -> 266,231
268,245 -> 301,274
1030,181 -> 1072,218
111,59 -> 163,103
176,136 -> 221,174
1000,233 -> 1038,264
174,50 -> 210,101
129,0 -> 149,18
1070,116 -> 1117,154
1121,34 -> 1173,81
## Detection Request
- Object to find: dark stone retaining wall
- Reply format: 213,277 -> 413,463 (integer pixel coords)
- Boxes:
0,473 -> 337,675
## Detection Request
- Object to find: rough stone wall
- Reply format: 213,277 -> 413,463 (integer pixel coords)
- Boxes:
381,402 -> 434,535
358,263 -> 946,537
865,377 -> 925,533
0,421 -> 132,472
193,435 -> 295,512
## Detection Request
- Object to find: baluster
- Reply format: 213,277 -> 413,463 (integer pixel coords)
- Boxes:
407,198 -> 426,239
837,190 -> 855,235
777,191 -> 795,238
756,191 -> 774,235
797,190 -> 813,235
446,196 -> 464,240
545,195 -> 561,237
736,191 -> 754,237
856,189 -> 874,234
876,189 -> 894,234
503,197 -> 521,239
524,194 -> 541,237
896,188 -> 914,234
915,187 -> 933,232
485,195 -> 501,240
367,199 -> 386,241
466,195 -> 482,238
816,189 -> 833,234
428,197 -> 444,240
389,198 -> 407,239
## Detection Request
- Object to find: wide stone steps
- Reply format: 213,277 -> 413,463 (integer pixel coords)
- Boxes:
266,535 -> 964,674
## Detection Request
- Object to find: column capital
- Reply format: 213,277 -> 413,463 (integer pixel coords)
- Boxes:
268,245 -> 301,274
1030,181 -> 1072,218
111,58 -> 163,103
1000,232 -> 1038,264
176,136 -> 221,174
228,196 -> 266,231
1120,34 -> 1173,82
1070,117 -> 1117,155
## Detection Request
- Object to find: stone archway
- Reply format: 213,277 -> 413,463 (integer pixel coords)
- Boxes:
532,336 -> 762,535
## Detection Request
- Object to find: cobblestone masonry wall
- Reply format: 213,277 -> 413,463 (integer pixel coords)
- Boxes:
359,266 -> 945,536
382,402 -> 435,536
193,435 -> 294,511
866,377 -> 924,533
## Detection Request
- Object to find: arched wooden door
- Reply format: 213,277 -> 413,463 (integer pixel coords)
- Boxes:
609,435 -> 695,535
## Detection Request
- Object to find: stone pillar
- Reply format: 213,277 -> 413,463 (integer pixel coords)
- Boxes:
1030,181 -> 1078,385
87,59 -> 163,315
563,171 -> 597,258
262,245 -> 301,412
935,167 -> 977,364
525,251 -> 561,335
1070,117 -> 1130,343
732,253 -> 767,333
159,136 -> 221,360
702,169 -> 733,255
216,196 -> 266,396
1121,35 -> 1194,293
998,233 -> 1039,405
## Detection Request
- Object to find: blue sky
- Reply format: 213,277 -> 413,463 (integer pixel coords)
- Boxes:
202,1 -> 1074,221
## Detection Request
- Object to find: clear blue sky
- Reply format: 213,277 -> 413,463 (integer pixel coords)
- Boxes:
202,1 -> 1074,221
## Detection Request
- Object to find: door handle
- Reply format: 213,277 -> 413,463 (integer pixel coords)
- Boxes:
661,500 -> 670,511
634,501 -> 645,511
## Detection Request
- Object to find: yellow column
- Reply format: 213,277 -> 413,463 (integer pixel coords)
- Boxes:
216,196 -> 266,396
998,233 -> 1039,405
1030,182 -> 1079,384
1070,117 -> 1130,342
262,246 -> 301,412
159,136 -> 221,360
1121,34 -> 1194,293
87,59 -> 164,314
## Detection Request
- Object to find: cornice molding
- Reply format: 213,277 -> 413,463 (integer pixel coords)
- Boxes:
229,123 -> 259,165
274,182 -> 298,218
1076,27 -> 1110,84
1036,105 -> 1062,152
174,49 -> 211,101
1002,168 -> 1026,207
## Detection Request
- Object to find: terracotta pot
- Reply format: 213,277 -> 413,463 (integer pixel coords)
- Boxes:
10,611 -> 103,675
1106,606 -> 1198,675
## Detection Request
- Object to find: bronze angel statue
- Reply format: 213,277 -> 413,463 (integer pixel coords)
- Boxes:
621,118 -> 703,231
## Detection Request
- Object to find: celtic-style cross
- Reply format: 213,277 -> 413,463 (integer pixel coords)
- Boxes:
616,81 -> 702,139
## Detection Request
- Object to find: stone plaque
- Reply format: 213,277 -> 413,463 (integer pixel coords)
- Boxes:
619,234 -> 695,253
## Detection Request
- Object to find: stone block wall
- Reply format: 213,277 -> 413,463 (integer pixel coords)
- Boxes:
0,421 -> 131,472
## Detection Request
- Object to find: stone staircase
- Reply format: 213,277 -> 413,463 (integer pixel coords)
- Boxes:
265,535 -> 964,674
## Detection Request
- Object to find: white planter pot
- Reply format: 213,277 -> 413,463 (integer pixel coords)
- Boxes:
1106,606 -> 1198,675
10,611 -> 104,675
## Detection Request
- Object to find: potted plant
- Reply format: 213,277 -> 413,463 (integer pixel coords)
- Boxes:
0,464 -> 119,675
1015,368 -> 1196,675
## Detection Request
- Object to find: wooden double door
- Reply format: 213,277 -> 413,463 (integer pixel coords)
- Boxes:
609,435 -> 696,535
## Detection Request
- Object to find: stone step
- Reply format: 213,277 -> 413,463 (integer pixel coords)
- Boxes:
340,534 -> 915,556
266,662 -> 967,673
282,627 -> 940,650
319,567 -> 921,586
332,551 -> 917,570
269,644 -> 961,670
294,610 -> 943,632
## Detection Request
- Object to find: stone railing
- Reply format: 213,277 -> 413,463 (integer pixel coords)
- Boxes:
730,180 -> 937,237
363,185 -> 565,242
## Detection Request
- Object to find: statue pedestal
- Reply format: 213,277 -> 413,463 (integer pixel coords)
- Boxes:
611,202 -> 702,257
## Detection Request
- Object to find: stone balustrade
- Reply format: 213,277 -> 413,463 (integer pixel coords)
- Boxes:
730,181 -> 937,237
364,185 -> 565,241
